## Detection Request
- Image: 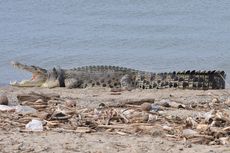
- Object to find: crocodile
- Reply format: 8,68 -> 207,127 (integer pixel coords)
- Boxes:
10,61 -> 226,90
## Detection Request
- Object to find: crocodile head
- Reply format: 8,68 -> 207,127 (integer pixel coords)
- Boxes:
10,61 -> 63,88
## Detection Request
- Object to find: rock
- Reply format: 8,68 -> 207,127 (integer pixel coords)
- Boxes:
150,104 -> 161,112
25,119 -> 43,131
0,94 -> 8,105
141,102 -> 152,111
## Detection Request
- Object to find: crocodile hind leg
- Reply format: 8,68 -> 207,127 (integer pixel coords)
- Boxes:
64,78 -> 83,89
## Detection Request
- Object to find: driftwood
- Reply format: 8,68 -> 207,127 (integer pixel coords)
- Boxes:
17,92 -> 60,103
50,127 -> 93,133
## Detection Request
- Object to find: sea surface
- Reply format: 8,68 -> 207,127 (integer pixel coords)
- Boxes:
0,0 -> 230,87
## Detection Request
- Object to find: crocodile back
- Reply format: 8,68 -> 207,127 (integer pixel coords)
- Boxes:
63,66 -> 138,88
62,66 -> 225,89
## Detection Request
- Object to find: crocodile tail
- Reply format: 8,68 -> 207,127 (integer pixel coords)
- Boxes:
136,70 -> 226,90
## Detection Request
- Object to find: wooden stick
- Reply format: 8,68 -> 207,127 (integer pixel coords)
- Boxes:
108,98 -> 155,107
97,124 -> 129,129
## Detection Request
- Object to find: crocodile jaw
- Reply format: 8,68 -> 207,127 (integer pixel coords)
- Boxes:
10,61 -> 47,87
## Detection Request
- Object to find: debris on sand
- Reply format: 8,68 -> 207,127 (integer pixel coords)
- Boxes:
1,92 -> 230,146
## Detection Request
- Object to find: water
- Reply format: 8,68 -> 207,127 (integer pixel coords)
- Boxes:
1,0 -> 230,86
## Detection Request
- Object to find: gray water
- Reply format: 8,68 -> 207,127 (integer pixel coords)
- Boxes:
1,0 -> 230,86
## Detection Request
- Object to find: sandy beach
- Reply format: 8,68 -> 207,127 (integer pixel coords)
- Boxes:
0,86 -> 230,153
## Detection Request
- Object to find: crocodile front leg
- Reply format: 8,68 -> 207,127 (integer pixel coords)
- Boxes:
64,78 -> 83,89
120,74 -> 134,90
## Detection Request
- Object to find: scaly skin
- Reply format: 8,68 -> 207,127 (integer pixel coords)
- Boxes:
10,61 -> 226,90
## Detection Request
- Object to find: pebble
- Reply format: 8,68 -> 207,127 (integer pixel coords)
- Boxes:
140,102 -> 152,111
0,94 -> 9,105
150,104 -> 161,112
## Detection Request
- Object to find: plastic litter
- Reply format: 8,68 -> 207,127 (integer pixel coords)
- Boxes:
25,119 -> 43,131
0,105 -> 15,111
15,105 -> 37,114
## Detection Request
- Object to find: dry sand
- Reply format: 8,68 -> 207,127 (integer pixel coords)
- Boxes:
1,86 -> 230,153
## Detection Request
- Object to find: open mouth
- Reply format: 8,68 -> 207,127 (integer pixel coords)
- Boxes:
10,61 -> 47,87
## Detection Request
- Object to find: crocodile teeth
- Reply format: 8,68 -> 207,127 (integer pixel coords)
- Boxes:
10,80 -> 18,85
